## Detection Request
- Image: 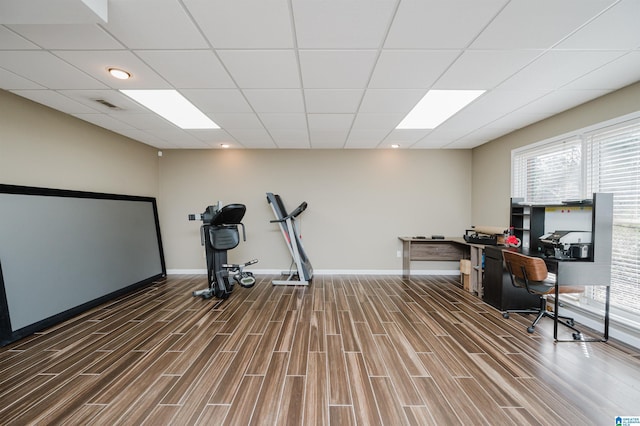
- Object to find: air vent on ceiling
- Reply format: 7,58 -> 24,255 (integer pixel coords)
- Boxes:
93,99 -> 121,110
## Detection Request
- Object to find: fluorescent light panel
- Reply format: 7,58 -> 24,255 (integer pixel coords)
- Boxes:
120,90 -> 219,129
396,90 -> 485,129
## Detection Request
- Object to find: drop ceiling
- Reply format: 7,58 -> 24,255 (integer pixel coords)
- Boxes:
1,0 -> 639,149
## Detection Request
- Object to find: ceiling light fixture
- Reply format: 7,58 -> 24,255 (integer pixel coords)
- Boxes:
120,90 -> 220,129
107,67 -> 131,80
396,90 -> 485,129
220,143 -> 230,148
391,144 -> 400,149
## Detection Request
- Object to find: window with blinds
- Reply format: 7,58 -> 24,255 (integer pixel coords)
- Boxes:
512,137 -> 582,204
512,117 -> 640,318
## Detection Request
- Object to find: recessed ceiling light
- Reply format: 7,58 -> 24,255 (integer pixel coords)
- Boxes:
396,90 -> 485,129
120,90 -> 220,129
108,67 -> 131,80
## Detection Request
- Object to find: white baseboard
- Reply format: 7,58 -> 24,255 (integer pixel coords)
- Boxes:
166,268 -> 460,276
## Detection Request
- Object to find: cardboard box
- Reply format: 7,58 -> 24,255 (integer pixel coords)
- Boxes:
459,259 -> 471,275
460,259 -> 471,291
461,273 -> 471,291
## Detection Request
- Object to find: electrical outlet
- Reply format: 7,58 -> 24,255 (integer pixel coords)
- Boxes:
397,250 -> 402,258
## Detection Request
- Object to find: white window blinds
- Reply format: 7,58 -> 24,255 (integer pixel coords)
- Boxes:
586,120 -> 640,313
512,137 -> 582,203
512,117 -> 640,316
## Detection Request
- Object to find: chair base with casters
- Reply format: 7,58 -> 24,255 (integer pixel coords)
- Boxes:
502,249 -> 584,340
189,203 -> 258,303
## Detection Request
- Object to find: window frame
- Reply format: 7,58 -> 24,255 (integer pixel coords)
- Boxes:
511,111 -> 640,331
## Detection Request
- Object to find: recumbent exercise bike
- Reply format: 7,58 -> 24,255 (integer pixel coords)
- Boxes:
189,202 -> 257,300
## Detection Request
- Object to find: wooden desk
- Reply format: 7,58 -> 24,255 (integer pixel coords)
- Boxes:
398,237 -> 485,296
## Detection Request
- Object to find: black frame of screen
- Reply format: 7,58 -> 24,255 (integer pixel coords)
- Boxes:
0,184 -> 166,346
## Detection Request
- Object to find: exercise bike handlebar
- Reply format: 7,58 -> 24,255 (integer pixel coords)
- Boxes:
222,258 -> 258,269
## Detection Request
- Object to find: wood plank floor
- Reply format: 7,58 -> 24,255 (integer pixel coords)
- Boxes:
2,274 -> 640,425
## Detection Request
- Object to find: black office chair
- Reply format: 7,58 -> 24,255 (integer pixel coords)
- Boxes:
501,250 -> 583,339
191,203 -> 257,301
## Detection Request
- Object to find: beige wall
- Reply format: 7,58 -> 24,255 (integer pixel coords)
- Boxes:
158,149 -> 472,272
471,81 -> 640,227
0,90 -> 159,197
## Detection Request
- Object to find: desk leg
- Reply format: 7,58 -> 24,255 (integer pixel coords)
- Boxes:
469,246 -> 482,297
604,286 -> 610,341
554,283 -> 610,343
402,240 -> 411,279
554,283 -> 559,341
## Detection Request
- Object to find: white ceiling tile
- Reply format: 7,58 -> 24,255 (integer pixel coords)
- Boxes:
385,0 -> 508,48
1,0 -> 637,151
358,89 -> 426,113
484,112 -> 552,132
307,114 -> 354,130
293,0 -> 397,48
268,129 -> 310,148
226,129 -> 277,148
0,25 -> 40,49
184,0 -> 293,48
499,50 -> 626,91
0,51 -> 106,89
11,89 -> 100,114
299,50 -> 378,88
421,125 -> 475,141
383,129 -> 431,144
0,0 -> 107,24
434,50 -> 543,90
441,137 -> 487,149
432,89 -> 549,132
243,89 -> 305,113
259,113 -> 308,130
143,126 -> 208,147
210,113 -> 264,130
514,89 -> 610,116
304,89 -> 363,113
107,112 -> 178,130
53,50 -> 171,89
135,50 -> 235,89
344,129 -> 390,149
7,24 -> 123,49
562,51 -> 640,91
556,0 -> 640,50
352,113 -> 404,131
185,129 -> 237,144
309,130 -> 348,148
451,126 -> 516,145
1,68 -> 45,89
410,135 -> 450,149
369,50 -> 460,89
57,89 -> 148,112
72,113 -> 137,130
471,0 -> 617,49
104,0 -> 208,49
181,89 -> 252,113
116,129 -> 180,148
217,50 -> 300,89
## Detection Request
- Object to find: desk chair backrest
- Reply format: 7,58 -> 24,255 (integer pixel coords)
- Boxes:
502,250 -> 550,294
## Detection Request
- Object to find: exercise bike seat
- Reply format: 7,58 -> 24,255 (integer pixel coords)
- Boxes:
210,203 -> 246,226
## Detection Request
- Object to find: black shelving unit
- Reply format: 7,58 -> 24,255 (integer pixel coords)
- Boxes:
509,198 -> 545,253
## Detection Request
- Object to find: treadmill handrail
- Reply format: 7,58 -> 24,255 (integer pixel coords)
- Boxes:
269,202 -> 307,223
